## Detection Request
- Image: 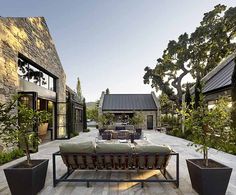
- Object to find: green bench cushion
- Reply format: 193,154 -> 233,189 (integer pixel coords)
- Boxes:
96,143 -> 133,153
59,141 -> 95,153
134,145 -> 171,154
134,145 -> 171,168
60,141 -> 95,169
96,143 -> 133,168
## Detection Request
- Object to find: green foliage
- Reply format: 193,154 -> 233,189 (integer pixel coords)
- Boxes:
0,148 -> 25,165
161,115 -> 179,127
144,4 -> 236,108
129,112 -> 145,128
0,95 -> 18,145
194,76 -> 202,109
70,131 -> 79,138
105,88 -> 110,94
0,95 -> 51,165
185,83 -> 192,108
87,107 -> 98,121
83,98 -> 87,131
83,128 -> 90,132
144,33 -> 190,108
231,58 -> 236,129
98,113 -> 115,128
167,127 -> 186,138
159,92 -> 174,115
182,96 -> 233,165
190,4 -> 236,77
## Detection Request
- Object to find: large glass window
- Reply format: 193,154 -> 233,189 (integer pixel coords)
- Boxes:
17,56 -> 56,91
17,58 -> 28,80
28,64 -> 41,85
41,73 -> 49,89
48,76 -> 54,91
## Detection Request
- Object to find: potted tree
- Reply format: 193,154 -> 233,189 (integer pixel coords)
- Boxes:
0,96 -> 51,195
182,95 -> 233,195
130,112 -> 144,133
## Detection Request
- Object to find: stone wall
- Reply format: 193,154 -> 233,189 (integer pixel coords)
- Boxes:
140,110 -> 158,130
0,17 -> 67,138
102,110 -> 158,130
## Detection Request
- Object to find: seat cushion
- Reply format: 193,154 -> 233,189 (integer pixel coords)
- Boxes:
96,143 -> 133,168
96,143 -> 133,153
125,125 -> 134,130
59,141 -> 95,153
134,145 -> 171,168
134,145 -> 171,153
60,142 -> 95,169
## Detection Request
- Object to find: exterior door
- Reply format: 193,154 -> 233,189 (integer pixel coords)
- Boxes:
147,115 -> 153,130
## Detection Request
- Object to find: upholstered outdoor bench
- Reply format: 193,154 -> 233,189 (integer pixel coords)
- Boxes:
52,141 -> 179,188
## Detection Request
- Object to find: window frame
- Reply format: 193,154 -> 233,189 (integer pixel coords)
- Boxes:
18,54 -> 57,92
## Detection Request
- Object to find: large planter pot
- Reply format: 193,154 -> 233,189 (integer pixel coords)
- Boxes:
4,159 -> 48,195
186,159 -> 232,195
38,123 -> 48,140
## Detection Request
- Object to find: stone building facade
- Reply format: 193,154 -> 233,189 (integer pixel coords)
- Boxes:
99,92 -> 160,129
0,17 -> 67,139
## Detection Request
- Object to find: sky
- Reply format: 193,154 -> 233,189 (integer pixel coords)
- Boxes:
1,0 -> 235,102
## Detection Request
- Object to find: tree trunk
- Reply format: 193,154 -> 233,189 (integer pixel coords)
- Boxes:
24,135 -> 31,166
204,148 -> 209,167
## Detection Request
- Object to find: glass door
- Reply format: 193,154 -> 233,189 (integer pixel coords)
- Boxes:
37,98 -> 55,141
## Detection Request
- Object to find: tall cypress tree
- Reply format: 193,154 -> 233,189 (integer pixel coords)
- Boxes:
194,76 -> 202,109
83,98 -> 87,131
105,88 -> 110,94
76,77 -> 82,102
231,59 -> 236,128
185,83 -> 192,108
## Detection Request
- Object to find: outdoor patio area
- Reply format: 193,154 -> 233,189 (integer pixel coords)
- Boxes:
0,129 -> 235,195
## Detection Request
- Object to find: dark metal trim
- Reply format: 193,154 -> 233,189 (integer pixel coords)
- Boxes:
52,151 -> 179,188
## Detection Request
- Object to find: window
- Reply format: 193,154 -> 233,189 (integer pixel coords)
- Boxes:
17,58 -> 28,79
48,76 -> 54,91
41,73 -> 49,89
79,110 -> 83,122
17,56 -> 56,91
28,64 -> 41,85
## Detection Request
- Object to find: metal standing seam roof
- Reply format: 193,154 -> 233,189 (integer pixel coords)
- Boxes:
203,59 -> 235,93
102,94 -> 158,111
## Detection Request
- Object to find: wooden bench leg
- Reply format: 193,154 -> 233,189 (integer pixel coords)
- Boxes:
87,181 -> 90,188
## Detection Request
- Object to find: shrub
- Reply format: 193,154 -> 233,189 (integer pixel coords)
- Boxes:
0,95 -> 51,166
182,96 -> 233,166
129,112 -> 145,129
0,148 -> 25,165
83,128 -> 90,132
70,131 -> 79,138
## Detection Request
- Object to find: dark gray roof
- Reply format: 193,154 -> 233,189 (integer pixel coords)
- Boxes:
102,94 -> 157,111
203,58 -> 235,93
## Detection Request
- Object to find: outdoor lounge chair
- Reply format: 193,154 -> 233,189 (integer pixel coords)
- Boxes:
52,141 -> 179,188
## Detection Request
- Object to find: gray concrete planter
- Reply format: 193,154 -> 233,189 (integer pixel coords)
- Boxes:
186,159 -> 232,195
4,159 -> 48,195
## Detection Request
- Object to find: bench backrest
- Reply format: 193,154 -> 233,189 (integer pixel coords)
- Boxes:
60,143 -> 171,170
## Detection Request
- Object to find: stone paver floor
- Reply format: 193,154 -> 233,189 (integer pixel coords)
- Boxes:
0,129 -> 235,195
